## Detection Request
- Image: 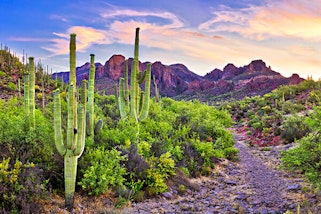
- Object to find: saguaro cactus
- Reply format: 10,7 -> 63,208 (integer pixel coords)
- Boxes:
117,28 -> 152,121
24,57 -> 35,129
86,54 -> 103,141
53,34 -> 86,209
54,82 -> 86,209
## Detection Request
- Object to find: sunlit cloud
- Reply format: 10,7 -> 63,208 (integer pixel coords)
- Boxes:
44,26 -> 113,55
200,0 -> 321,41
100,9 -> 184,28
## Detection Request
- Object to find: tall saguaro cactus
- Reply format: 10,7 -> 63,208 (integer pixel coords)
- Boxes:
87,54 -> 95,138
28,57 -> 35,128
53,34 -> 86,209
117,27 -> 152,121
86,54 -> 103,141
24,57 -> 35,129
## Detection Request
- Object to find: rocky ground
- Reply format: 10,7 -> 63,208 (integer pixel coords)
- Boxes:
124,130 -> 321,214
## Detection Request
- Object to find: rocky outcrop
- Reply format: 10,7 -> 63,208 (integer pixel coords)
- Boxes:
54,56 -> 304,101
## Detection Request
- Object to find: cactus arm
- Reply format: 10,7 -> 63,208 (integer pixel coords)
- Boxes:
139,91 -> 144,113
114,84 -> 119,111
124,60 -> 129,107
119,78 -> 127,119
74,104 -> 85,156
130,59 -> 138,120
73,80 -> 86,151
139,63 -> 151,121
53,89 -> 67,156
94,119 -> 103,135
138,69 -> 147,84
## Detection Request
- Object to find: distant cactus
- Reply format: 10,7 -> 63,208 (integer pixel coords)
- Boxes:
23,57 -> 35,129
117,28 -> 152,121
153,75 -> 160,102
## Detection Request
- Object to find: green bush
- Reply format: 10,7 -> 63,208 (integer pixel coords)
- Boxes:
280,115 -> 309,143
7,81 -> 17,91
281,133 -> 321,189
78,147 -> 127,196
145,152 -> 175,194
0,158 -> 46,213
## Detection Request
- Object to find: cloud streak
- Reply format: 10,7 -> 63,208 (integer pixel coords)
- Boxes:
200,0 -> 321,41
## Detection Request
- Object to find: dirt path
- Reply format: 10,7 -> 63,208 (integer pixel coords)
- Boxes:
125,131 -> 320,214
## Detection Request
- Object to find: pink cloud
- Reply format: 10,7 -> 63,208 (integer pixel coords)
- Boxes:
200,0 -> 321,41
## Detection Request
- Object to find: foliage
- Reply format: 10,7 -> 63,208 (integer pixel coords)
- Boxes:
78,147 -> 127,195
280,115 -> 309,143
0,158 -> 46,213
281,106 -> 321,189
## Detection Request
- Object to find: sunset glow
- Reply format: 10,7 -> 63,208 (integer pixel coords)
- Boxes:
1,0 -> 321,79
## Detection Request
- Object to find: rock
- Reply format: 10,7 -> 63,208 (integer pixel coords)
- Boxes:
287,184 -> 301,191
225,180 -> 238,185
162,192 -> 175,200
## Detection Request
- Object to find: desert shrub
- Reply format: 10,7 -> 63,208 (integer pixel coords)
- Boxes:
281,101 -> 305,114
0,158 -> 46,213
78,147 -> 127,196
145,152 -> 175,194
281,133 -> 321,189
307,90 -> 321,106
281,105 -> 321,189
123,144 -> 149,181
0,70 -> 6,77
194,140 -> 216,167
7,81 -> 17,91
280,115 -> 309,143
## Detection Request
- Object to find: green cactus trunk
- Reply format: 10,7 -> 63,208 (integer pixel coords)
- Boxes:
64,153 -> 77,207
28,57 -> 35,129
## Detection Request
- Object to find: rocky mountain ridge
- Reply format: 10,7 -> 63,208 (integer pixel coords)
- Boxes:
54,55 -> 304,101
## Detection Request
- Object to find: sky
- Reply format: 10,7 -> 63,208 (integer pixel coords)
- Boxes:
1,0 -> 321,79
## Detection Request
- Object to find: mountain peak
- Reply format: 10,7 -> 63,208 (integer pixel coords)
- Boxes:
54,55 -> 304,101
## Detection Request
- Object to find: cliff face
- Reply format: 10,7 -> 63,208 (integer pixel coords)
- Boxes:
53,55 -> 304,101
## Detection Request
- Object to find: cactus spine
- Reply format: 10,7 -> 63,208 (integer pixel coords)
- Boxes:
117,28 -> 152,121
54,34 -> 86,209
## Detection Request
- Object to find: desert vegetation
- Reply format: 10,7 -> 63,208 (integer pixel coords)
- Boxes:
0,28 -> 236,213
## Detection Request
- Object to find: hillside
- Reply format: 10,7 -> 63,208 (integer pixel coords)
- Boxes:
54,55 -> 304,102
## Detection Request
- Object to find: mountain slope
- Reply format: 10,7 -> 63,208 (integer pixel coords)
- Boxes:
53,55 -> 304,101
